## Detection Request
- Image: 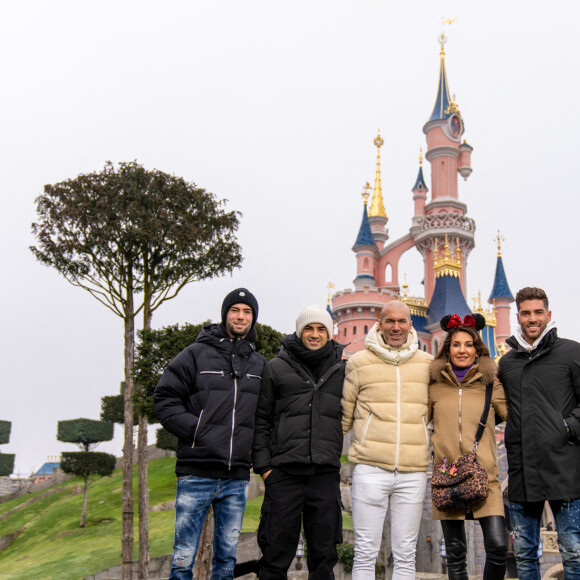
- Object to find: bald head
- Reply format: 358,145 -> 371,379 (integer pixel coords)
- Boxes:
379,300 -> 412,348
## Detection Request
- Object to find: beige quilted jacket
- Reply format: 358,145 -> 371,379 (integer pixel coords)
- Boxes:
342,324 -> 433,472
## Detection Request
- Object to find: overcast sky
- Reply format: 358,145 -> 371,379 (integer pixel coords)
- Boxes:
1,1 -> 579,476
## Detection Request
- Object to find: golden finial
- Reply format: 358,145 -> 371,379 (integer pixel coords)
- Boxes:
438,32 -> 447,56
455,237 -> 462,266
442,17 -> 456,26
445,93 -> 462,117
369,130 -> 387,218
443,234 -> 451,262
419,147 -> 423,167
494,229 -> 504,257
401,273 -> 409,302
327,282 -> 335,306
362,181 -> 371,205
433,237 -> 439,266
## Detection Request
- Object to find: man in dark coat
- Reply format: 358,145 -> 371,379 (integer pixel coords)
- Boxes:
252,304 -> 345,579
154,288 -> 266,580
498,287 -> 580,579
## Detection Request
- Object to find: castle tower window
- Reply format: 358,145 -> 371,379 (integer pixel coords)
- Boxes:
353,326 -> 357,335
385,263 -> 392,282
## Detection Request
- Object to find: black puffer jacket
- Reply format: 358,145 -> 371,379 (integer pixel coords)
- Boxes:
252,338 -> 346,475
153,323 -> 266,479
498,328 -> 580,502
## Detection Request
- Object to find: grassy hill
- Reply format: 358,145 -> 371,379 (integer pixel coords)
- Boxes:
0,456 -> 264,580
0,457 -> 353,580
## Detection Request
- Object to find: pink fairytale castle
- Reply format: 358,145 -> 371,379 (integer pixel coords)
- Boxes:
330,34 -> 514,357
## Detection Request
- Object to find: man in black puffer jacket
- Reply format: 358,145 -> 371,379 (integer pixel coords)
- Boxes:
498,287 -> 580,579
253,304 -> 346,579
154,288 -> 266,580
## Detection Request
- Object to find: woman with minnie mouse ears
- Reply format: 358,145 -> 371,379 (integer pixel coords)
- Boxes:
428,313 -> 509,580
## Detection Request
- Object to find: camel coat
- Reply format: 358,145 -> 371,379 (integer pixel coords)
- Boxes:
428,356 -> 508,520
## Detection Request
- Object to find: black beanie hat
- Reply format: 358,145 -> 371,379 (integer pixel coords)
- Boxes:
221,288 -> 259,329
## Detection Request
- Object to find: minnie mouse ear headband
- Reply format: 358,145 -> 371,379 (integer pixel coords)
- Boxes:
440,313 -> 486,332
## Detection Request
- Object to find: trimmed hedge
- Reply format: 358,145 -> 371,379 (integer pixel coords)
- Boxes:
0,420 -> 11,445
57,419 -> 114,447
156,428 -> 178,451
60,452 -> 116,478
0,453 -> 15,476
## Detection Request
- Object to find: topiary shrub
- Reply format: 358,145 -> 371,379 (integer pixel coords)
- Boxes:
0,453 -> 15,477
156,428 -> 178,451
0,421 -> 11,445
57,418 -> 113,449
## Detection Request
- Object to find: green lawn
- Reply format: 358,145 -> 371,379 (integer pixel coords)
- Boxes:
0,457 -> 178,580
0,457 -> 351,579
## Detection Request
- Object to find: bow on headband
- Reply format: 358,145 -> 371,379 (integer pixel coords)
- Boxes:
446,314 -> 476,329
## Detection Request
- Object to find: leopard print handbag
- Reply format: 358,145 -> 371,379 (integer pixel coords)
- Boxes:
431,451 -> 489,511
430,382 -> 493,512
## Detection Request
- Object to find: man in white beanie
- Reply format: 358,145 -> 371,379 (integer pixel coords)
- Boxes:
253,305 -> 346,579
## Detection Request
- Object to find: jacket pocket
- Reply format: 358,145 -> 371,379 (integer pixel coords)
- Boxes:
360,412 -> 373,445
192,410 -> 204,448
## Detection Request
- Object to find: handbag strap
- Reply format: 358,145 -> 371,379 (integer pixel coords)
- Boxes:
472,381 -> 494,452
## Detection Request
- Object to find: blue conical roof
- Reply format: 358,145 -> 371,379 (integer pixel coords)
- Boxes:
427,273 -> 472,326
488,256 -> 514,302
413,166 -> 428,191
427,54 -> 452,123
326,304 -> 337,321
353,204 -> 376,249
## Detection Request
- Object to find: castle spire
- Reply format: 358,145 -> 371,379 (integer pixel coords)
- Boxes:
353,184 -> 376,249
368,131 -> 387,218
412,148 -> 428,191
488,230 -> 514,303
427,33 -> 452,123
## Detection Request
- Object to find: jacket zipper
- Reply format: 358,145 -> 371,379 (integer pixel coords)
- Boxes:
228,376 -> 238,470
422,416 -> 429,444
191,410 -> 204,448
246,374 -> 261,380
395,365 -> 401,469
458,386 -> 463,453
199,370 -> 225,376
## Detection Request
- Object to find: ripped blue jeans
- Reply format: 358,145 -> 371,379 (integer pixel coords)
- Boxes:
170,476 -> 249,580
509,498 -> 580,579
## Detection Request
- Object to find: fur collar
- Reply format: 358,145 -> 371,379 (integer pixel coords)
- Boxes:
429,356 -> 497,383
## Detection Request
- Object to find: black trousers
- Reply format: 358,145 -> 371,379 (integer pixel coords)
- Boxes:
257,469 -> 343,580
441,516 -> 507,580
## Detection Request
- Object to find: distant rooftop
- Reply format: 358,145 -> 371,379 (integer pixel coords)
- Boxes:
34,462 -> 60,476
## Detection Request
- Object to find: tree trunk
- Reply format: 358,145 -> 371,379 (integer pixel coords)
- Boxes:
195,508 -> 214,580
138,291 -> 153,580
80,475 -> 89,528
138,414 -> 149,580
122,303 -> 135,580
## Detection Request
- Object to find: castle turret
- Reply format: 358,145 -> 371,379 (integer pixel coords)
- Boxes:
352,187 -> 378,290
412,148 -> 428,216
410,34 -> 475,302
488,231 -> 514,345
368,131 -> 389,250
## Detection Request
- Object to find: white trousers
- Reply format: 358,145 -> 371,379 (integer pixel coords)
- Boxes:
351,464 -> 426,580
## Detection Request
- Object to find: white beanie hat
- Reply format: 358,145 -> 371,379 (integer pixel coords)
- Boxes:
296,305 -> 334,339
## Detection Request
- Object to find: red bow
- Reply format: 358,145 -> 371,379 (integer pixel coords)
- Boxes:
446,314 -> 476,329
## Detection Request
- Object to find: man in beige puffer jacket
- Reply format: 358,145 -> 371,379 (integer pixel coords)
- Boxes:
342,300 -> 432,580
